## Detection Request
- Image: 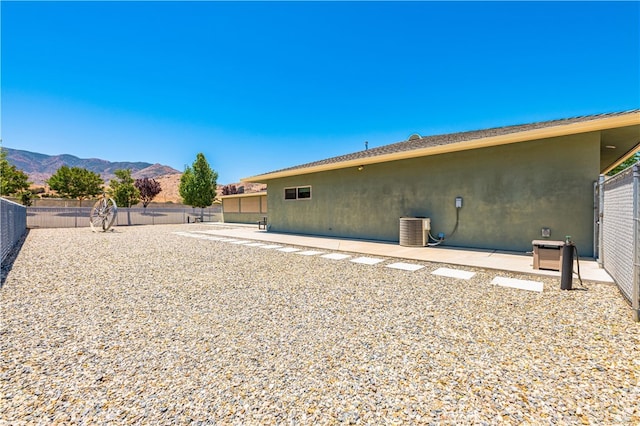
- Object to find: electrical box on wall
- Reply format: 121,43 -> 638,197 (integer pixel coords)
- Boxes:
455,196 -> 463,208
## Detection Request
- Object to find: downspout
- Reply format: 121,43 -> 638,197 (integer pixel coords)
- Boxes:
593,181 -> 596,261
632,164 -> 639,322
597,175 -> 605,267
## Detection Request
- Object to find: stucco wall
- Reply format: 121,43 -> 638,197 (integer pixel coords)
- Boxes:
264,132 -> 601,255
222,194 -> 267,224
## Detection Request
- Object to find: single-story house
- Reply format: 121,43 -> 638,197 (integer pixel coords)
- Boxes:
241,110 -> 640,257
221,192 -> 267,224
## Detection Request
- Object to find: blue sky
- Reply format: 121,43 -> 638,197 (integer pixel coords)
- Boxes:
2,1 -> 639,184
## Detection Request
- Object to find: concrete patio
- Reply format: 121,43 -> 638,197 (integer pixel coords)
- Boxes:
198,222 -> 614,283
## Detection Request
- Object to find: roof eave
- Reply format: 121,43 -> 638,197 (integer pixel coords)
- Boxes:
219,192 -> 266,199
241,112 -> 640,183
601,141 -> 640,175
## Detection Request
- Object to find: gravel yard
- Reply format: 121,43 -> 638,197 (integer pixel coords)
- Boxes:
1,224 -> 639,424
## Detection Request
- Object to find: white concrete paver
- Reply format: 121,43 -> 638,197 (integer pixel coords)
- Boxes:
492,276 -> 544,292
431,267 -> 476,280
174,227 -> 613,293
193,224 -> 613,283
321,253 -> 351,260
296,250 -> 325,256
386,262 -> 425,271
350,257 -> 385,265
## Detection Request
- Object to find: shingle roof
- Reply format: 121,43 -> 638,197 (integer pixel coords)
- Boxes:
246,110 -> 640,180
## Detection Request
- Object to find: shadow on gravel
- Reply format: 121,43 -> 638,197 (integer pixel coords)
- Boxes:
1,229 -> 29,288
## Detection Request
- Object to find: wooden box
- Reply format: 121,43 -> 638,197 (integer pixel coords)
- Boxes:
532,240 -> 564,271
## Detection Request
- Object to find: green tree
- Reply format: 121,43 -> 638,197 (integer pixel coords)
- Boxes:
607,150 -> 640,176
0,147 -> 31,197
20,191 -> 33,206
179,153 -> 218,216
47,165 -> 103,206
109,169 -> 140,208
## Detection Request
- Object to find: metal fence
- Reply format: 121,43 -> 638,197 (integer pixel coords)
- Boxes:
600,163 -> 639,321
27,206 -> 222,229
1,198 -> 27,264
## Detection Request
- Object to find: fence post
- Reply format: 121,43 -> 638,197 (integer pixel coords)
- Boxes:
632,164 -> 639,322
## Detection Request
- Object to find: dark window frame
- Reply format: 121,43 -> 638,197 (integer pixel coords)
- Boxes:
284,188 -> 297,200
284,185 -> 312,200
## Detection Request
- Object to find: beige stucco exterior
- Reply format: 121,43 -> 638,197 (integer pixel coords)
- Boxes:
221,193 -> 267,224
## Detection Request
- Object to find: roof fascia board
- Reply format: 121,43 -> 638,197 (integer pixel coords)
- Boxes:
220,192 -> 266,199
242,113 -> 640,182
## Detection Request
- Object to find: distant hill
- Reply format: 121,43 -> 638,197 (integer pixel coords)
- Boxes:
3,147 -> 181,186
3,147 -> 266,203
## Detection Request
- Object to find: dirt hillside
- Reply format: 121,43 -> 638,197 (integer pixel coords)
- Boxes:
147,174 -> 266,204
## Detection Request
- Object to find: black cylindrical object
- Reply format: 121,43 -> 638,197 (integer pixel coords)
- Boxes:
561,238 -> 575,290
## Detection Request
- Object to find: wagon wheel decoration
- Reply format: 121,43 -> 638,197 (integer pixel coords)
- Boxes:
90,194 -> 118,232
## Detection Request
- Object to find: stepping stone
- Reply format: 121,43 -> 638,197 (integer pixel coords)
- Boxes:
196,231 -> 228,236
386,262 -> 424,271
244,242 -> 267,247
192,233 -> 225,239
350,257 -> 385,265
492,276 -> 543,292
431,267 -> 476,280
321,253 -> 351,260
230,240 -> 252,244
277,247 -> 301,253
259,244 -> 283,249
296,250 -> 325,256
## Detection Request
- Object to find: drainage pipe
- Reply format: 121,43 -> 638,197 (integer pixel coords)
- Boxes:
596,175 -> 605,267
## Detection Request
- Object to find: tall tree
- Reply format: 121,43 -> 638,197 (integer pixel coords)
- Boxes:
0,147 -> 31,197
179,153 -> 218,213
109,169 -> 140,208
47,165 -> 103,206
135,177 -> 162,208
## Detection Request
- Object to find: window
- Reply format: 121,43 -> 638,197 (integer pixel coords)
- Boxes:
285,188 -> 297,200
284,186 -> 311,200
297,187 -> 311,199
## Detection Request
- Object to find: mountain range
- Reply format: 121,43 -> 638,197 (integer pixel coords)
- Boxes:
3,147 -> 266,203
3,147 -> 181,187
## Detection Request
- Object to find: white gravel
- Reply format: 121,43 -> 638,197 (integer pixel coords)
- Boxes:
1,224 -> 639,424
